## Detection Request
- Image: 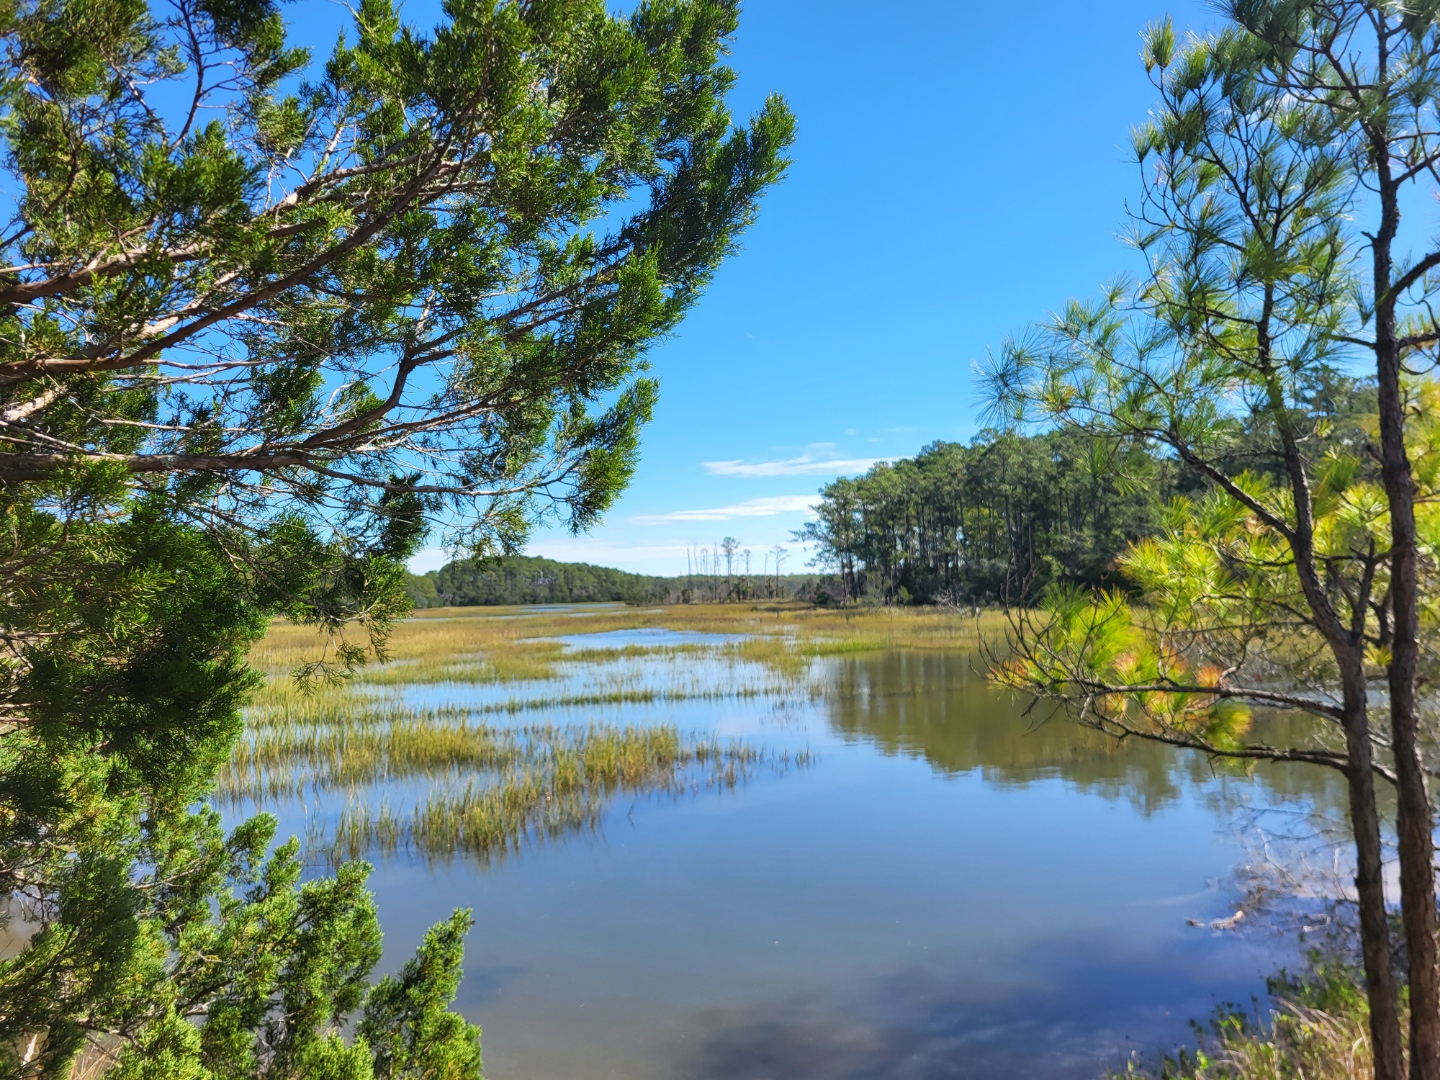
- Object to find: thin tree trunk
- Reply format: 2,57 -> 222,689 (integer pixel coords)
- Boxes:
1373,139 -> 1440,1075
1253,290 -> 1410,1080
1377,331 -> 1440,1080
1343,692 -> 1408,1080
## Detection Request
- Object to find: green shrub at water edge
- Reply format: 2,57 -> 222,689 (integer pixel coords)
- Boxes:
1117,965 -> 1381,1080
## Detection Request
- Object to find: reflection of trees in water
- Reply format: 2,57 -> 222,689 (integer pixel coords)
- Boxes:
823,651 -> 1352,819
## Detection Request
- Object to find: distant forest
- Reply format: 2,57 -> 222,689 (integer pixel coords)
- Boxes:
797,430 -> 1175,607
799,372 -> 1376,605
410,374 -> 1374,610
404,554 -> 821,608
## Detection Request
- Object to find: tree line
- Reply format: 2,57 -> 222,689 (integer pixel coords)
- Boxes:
404,554 -> 822,607
410,556 -> 669,606
800,370 -> 1375,608
798,429 -> 1176,605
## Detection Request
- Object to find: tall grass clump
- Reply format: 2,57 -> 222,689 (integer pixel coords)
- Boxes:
221,685 -> 775,865
1117,966 -> 1383,1079
219,710 -> 520,801
326,724 -> 762,863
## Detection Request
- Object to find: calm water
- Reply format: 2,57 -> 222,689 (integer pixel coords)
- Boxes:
253,624 -> 1350,1080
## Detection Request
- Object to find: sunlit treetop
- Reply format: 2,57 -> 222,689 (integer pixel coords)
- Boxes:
0,0 -> 794,553
995,378 -> 1440,759
980,5 -> 1440,770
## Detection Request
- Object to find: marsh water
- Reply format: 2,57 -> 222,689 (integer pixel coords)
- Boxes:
242,612 -> 1351,1080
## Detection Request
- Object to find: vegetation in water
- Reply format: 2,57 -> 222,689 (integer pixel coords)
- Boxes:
221,695 -> 778,863
253,602 -> 1012,687
234,609 -> 833,864
329,726 -> 772,863
1115,965 -> 1382,1080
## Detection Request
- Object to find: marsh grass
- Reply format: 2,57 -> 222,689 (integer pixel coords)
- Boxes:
253,603 -> 1005,685
564,641 -> 712,664
222,701 -> 777,863
224,688 -> 789,864
233,602 -> 972,864
220,710 -> 519,801
326,725 -> 789,863
1116,968 -> 1380,1079
356,639 -> 569,685
249,675 -> 804,728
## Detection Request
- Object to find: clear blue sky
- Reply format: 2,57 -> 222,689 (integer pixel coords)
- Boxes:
409,0 -> 1223,576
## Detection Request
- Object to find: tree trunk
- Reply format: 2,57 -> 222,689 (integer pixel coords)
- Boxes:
1376,336 -> 1440,1080
1255,295 -> 1411,1077
1371,124 -> 1439,1066
1343,697 -> 1408,1080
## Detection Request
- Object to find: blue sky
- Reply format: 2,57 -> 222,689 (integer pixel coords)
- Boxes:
409,0 -> 1224,575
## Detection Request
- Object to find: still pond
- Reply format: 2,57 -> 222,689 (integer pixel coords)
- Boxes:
231,606 -> 1347,1080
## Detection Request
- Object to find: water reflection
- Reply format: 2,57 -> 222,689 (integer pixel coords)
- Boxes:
679,939 -> 1262,1080
825,650 -> 1352,818
308,642 -> 1336,1079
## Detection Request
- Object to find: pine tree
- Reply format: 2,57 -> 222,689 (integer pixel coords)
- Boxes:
0,0 -> 792,1072
985,8 -> 1440,1076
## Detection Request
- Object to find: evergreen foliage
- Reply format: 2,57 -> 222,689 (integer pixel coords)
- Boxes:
982,5 -> 1440,1074
0,500 -> 484,1078
0,0 -> 791,1071
431,555 -> 667,606
402,558 -> 823,608
798,431 -> 1175,605
799,374 -> 1379,607
0,0 -> 794,558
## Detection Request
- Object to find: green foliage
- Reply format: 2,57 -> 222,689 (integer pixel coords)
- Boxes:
1116,964 -> 1378,1079
404,555 -> 823,607
981,5 -> 1440,1069
429,554 -> 668,606
0,0 -> 789,1067
978,1 -> 1440,746
358,912 -> 482,1080
991,378 -> 1440,762
0,502 -> 483,1078
0,0 -> 794,561
4,804 -> 475,1080
798,430 -> 1175,605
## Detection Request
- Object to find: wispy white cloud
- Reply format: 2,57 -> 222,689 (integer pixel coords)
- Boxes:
631,495 -> 818,524
702,454 -> 894,478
